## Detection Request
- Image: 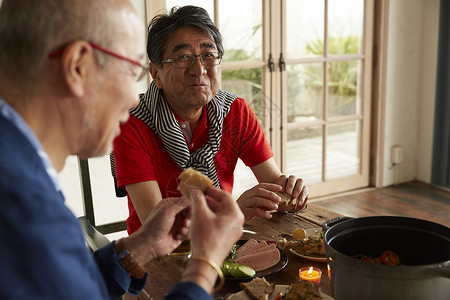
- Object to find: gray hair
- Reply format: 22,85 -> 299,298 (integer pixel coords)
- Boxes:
0,0 -> 116,85
147,5 -> 223,67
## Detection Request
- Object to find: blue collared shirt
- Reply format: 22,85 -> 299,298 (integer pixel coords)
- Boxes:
0,98 -> 60,191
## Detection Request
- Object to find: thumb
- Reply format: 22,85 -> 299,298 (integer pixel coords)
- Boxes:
190,189 -> 210,217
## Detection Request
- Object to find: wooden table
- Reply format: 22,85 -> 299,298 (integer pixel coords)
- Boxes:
131,204 -> 343,300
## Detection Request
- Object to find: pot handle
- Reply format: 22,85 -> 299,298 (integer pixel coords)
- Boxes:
322,216 -> 354,232
432,263 -> 450,278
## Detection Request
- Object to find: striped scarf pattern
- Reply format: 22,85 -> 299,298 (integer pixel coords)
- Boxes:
130,81 -> 237,188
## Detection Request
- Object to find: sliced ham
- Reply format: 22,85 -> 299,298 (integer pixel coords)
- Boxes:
234,248 -> 281,271
246,243 -> 276,256
237,240 -> 268,259
236,239 -> 259,257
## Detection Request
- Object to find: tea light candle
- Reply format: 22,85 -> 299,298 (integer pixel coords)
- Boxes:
299,266 -> 322,284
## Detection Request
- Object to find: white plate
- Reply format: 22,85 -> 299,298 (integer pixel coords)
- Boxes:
290,228 -> 327,262
290,249 -> 327,263
227,284 -> 334,300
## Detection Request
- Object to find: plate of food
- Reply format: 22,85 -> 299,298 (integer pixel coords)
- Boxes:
227,278 -> 334,300
222,239 -> 288,281
277,228 -> 327,263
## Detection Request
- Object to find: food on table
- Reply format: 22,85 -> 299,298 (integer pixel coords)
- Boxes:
277,231 -> 326,256
276,191 -> 300,212
177,168 -> 213,196
355,250 -> 401,266
239,277 -> 275,300
273,279 -> 322,300
221,261 -> 256,278
231,240 -> 281,271
291,228 -> 307,240
221,239 -> 282,278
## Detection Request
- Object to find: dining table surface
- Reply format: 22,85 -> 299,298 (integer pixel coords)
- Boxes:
134,204 -> 344,300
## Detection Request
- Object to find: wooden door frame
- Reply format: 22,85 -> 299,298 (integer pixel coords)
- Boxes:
370,0 -> 389,188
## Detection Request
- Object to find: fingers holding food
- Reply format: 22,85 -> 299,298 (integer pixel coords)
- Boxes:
177,168 -> 213,197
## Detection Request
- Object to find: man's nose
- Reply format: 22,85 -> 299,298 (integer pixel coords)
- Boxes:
189,56 -> 206,75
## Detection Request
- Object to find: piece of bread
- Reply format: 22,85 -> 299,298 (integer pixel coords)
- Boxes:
239,277 -> 275,300
285,280 -> 322,300
177,168 -> 213,197
276,191 -> 299,212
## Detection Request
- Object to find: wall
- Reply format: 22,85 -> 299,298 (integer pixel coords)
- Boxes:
382,0 -> 439,186
416,0 -> 439,183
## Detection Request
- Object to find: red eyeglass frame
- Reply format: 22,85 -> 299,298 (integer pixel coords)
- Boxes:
48,42 -> 144,67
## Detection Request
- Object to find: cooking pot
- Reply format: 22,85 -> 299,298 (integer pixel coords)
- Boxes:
322,216 -> 450,300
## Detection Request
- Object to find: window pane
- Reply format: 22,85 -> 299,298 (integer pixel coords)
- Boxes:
287,126 -> 323,183
326,121 -> 360,179
327,60 -> 361,117
219,0 -> 262,62
286,0 -> 324,59
222,68 -> 265,128
287,63 -> 324,123
328,0 -> 364,55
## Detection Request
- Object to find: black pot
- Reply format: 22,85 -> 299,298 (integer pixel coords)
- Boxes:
322,216 -> 450,300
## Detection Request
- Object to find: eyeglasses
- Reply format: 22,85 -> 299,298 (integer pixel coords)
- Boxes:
161,52 -> 222,69
48,42 -> 148,82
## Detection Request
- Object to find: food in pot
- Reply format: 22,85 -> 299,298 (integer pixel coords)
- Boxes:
239,277 -> 275,300
356,250 -> 401,266
177,168 -> 213,196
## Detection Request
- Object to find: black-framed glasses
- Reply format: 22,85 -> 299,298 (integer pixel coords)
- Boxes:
161,52 -> 222,68
49,42 -> 148,82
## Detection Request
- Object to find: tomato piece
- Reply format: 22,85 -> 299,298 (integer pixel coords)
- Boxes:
380,250 -> 400,265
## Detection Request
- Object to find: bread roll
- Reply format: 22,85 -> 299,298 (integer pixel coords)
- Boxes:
275,191 -> 299,212
239,277 -> 275,300
177,168 -> 213,197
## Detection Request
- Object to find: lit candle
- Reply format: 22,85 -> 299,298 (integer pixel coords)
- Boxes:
299,266 -> 322,284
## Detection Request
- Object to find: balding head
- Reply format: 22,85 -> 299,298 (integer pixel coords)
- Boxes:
0,0 -> 136,87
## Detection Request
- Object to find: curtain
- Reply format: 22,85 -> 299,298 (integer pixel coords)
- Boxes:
431,0 -> 450,188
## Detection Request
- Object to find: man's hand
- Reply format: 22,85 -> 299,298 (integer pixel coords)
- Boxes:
236,183 -> 283,220
122,196 -> 192,265
180,187 -> 244,294
189,187 -> 244,263
274,175 -> 309,211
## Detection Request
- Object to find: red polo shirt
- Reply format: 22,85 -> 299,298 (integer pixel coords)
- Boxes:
113,97 -> 273,234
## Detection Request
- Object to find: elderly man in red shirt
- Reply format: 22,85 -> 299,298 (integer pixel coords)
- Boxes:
113,5 -> 309,234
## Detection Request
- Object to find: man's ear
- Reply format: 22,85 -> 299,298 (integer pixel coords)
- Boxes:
149,62 -> 163,89
61,41 -> 94,98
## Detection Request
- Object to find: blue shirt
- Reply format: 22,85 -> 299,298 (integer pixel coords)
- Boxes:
0,98 -> 212,299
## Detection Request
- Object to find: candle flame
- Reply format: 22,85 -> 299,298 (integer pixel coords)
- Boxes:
308,266 -> 313,275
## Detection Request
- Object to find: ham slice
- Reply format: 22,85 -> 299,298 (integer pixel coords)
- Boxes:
237,240 -> 268,259
234,247 -> 281,271
236,239 -> 259,257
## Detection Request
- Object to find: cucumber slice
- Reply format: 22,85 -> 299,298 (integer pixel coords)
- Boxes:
221,262 -> 233,277
235,265 -> 256,278
221,261 -> 256,278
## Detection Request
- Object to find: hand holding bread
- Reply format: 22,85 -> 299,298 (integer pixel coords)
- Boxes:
177,168 -> 213,197
273,175 -> 309,213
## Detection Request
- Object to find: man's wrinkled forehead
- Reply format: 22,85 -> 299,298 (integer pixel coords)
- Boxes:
171,42 -> 217,54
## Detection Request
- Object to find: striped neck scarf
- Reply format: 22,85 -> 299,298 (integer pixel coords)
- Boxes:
130,81 -> 237,188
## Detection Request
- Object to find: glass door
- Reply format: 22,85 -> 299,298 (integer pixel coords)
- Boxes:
281,0 -> 373,196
